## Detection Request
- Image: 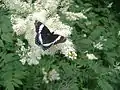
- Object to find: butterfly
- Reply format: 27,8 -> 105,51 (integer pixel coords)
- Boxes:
34,20 -> 66,50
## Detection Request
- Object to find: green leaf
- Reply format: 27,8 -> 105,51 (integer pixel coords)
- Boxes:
12,82 -> 19,88
91,63 -> 110,74
80,39 -> 92,45
0,28 -> 2,35
104,39 -> 116,50
0,39 -> 4,47
3,53 -> 14,63
1,33 -> 13,43
90,26 -> 105,40
79,39 -> 92,50
1,71 -> 12,80
97,79 -> 113,90
0,15 -> 12,33
13,79 -> 23,85
5,82 -> 14,90
82,88 -> 89,90
1,23 -> 12,33
14,70 -> 26,79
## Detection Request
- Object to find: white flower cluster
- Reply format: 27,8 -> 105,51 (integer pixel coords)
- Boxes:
11,17 -> 26,35
93,42 -> 103,50
86,53 -> 98,60
59,0 -> 87,21
118,31 -> 120,36
3,0 -> 33,14
93,36 -> 107,50
64,12 -> 87,21
114,62 -> 120,71
16,39 -> 39,65
107,2 -> 113,8
3,0 -> 86,65
84,51 -> 98,60
59,0 -> 73,12
42,68 -> 60,83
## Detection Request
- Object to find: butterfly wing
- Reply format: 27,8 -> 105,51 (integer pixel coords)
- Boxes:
40,34 -> 59,50
35,33 -> 41,45
34,20 -> 51,34
34,20 -> 42,33
35,33 -> 53,50
35,20 -> 66,50
42,34 -> 59,44
53,35 -> 66,45
37,33 -> 66,50
35,20 -> 54,50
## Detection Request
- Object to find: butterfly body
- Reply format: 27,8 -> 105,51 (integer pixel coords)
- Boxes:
34,20 -> 66,50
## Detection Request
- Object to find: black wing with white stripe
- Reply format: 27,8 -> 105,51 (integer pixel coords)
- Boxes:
34,20 -> 66,50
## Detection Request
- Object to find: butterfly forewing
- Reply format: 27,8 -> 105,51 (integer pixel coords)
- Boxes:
34,20 -> 43,33
35,33 -> 41,45
40,25 -> 51,35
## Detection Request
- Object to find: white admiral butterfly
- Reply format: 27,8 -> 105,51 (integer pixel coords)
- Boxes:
34,20 -> 66,50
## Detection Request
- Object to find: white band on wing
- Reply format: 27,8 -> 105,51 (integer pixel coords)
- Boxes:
38,34 -> 54,46
42,42 -> 53,47
42,36 -> 61,47
38,24 -> 44,33
53,36 -> 61,44
39,34 -> 43,44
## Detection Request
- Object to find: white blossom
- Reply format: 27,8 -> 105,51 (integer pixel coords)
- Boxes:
67,51 -> 77,60
12,12 -> 77,65
93,42 -> 103,50
59,39 -> 77,60
42,68 -> 60,83
16,39 -> 25,46
83,34 -> 87,37
3,0 -> 32,14
11,17 -> 26,35
118,31 -> 120,36
100,36 -> 107,41
42,68 -> 49,83
85,21 -> 92,26
16,39 -> 39,65
114,62 -> 120,70
44,0 -> 60,13
3,0 -> 80,65
107,2 -> 113,8
48,69 -> 60,81
59,0 -> 73,12
86,53 -> 98,60
64,12 -> 87,21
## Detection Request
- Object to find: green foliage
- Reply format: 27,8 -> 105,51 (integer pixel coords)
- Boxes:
1,0 -> 120,90
0,7 -> 26,90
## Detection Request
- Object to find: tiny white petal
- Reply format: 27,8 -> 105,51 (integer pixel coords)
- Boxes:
93,42 -> 103,50
118,31 -> 120,36
64,12 -> 87,21
107,2 -> 113,8
86,53 -> 98,60
48,69 -> 60,81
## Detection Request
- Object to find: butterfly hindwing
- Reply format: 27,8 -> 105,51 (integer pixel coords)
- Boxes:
39,34 -> 59,50
54,35 -> 66,45
34,20 -> 66,50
